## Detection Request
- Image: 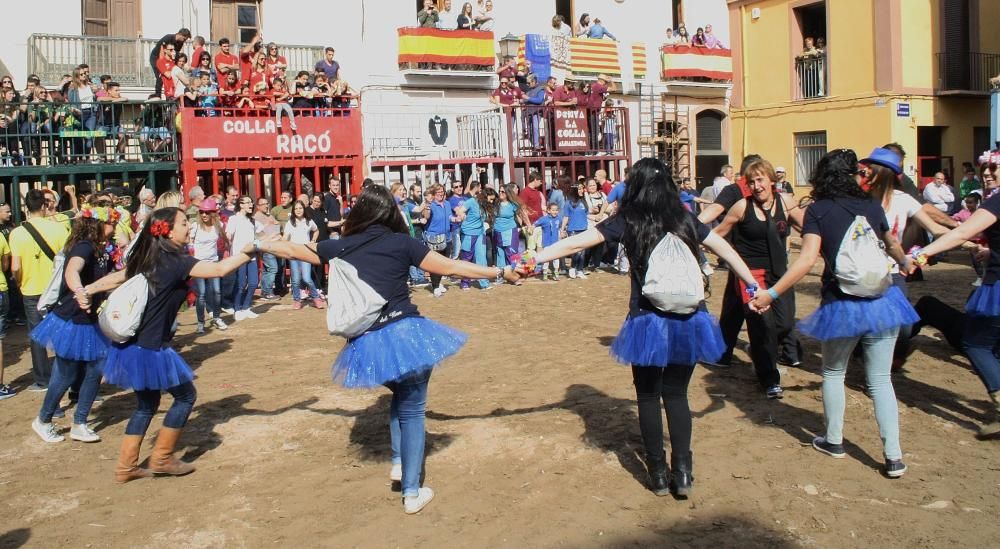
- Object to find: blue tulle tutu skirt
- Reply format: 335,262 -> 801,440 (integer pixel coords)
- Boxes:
332,316 -> 467,389
798,285 -> 919,341
30,314 -> 109,361
103,344 -> 194,391
611,310 -> 726,367
967,283 -> 1000,317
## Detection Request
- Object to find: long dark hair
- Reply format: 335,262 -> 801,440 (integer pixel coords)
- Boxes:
502,183 -> 527,214
477,187 -> 498,227
289,200 -> 308,227
63,217 -> 110,256
809,149 -> 868,201
619,158 -> 701,279
867,162 -> 901,207
125,207 -> 185,289
342,185 -> 408,236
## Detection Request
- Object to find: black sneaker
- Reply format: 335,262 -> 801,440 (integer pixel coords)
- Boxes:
778,358 -> 802,368
812,436 -> 846,458
766,385 -> 784,399
885,459 -> 907,478
0,384 -> 15,400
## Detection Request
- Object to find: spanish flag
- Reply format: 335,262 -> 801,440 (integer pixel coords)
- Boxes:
661,45 -> 733,80
570,37 -> 621,76
398,28 -> 496,66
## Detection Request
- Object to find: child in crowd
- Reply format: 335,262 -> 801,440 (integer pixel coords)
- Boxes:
600,99 -> 617,155
271,78 -> 297,132
196,72 -> 218,117
534,203 -> 563,280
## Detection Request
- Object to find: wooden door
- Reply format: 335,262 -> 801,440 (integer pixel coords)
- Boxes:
83,0 -> 110,36
109,0 -> 142,37
211,1 -> 238,44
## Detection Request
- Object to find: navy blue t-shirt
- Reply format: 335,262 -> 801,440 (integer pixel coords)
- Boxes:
713,184 -> 744,211
53,241 -> 111,324
134,253 -> 199,350
801,197 -> 890,301
980,193 -> 1000,284
596,213 -> 711,316
317,225 -> 430,333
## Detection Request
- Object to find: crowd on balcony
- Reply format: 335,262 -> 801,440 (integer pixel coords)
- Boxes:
663,22 -> 727,49
150,29 -> 356,121
417,0 -> 494,31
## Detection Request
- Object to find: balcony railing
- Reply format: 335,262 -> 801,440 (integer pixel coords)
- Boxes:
0,100 -> 177,166
795,54 -> 827,100
27,34 -> 324,88
505,105 -> 629,158
366,108 -> 504,162
937,51 -> 1000,93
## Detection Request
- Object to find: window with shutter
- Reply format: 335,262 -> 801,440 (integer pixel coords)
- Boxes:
696,110 -> 724,154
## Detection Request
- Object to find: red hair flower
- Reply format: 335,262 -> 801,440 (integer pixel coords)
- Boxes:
150,220 -> 171,237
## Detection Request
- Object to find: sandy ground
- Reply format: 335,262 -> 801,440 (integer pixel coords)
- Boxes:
1,254 -> 999,548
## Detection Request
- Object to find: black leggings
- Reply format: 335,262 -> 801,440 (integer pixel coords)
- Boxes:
632,365 -> 695,461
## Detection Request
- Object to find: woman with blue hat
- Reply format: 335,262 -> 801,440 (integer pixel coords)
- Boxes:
860,147 -> 950,367
912,161 -> 1000,439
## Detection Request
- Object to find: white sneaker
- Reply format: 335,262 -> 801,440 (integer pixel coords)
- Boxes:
233,310 -> 247,322
390,463 -> 402,482
568,268 -> 577,279
221,307 -> 235,315
433,287 -> 445,298
440,284 -> 448,293
195,322 -> 205,334
70,423 -> 101,443
244,310 -> 259,319
403,486 -> 434,515
213,318 -> 229,331
32,417 -> 64,443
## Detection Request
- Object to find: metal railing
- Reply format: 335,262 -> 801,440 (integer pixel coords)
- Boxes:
455,109 -> 505,158
794,54 -> 827,100
505,105 -> 629,158
27,34 -> 325,88
0,100 -> 177,166
366,107 -> 504,162
937,51 -> 1000,93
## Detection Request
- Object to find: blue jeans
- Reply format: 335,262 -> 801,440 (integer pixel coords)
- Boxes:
449,231 -> 461,260
963,315 -> 1000,393
125,381 -> 197,436
820,328 -> 902,460
387,369 -> 431,497
290,259 -> 319,301
234,262 -> 259,311
568,230 -> 587,271
261,253 -> 278,296
22,295 -> 51,386
195,276 -> 221,323
38,356 -> 102,424
409,265 -> 428,284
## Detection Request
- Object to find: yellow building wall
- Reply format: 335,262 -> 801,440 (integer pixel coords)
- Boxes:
739,0 -> 793,106
978,1 -> 1000,54
900,1 -> 935,90
826,0 -> 876,96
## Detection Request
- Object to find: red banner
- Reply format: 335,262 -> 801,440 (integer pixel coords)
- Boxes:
179,109 -> 363,161
661,45 -> 733,81
554,108 -> 588,151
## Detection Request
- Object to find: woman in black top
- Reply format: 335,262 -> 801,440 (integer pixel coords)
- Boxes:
530,158 -> 758,498
259,185 -> 519,514
306,193 -> 329,287
713,158 -> 804,398
79,207 -> 258,483
31,206 -> 119,444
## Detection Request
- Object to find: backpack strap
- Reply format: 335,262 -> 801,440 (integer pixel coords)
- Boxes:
22,221 -> 56,261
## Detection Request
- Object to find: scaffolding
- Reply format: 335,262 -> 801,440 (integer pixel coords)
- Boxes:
637,83 -> 691,183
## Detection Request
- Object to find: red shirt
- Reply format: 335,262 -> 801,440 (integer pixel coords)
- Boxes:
248,69 -> 270,95
192,46 -> 205,69
266,55 -> 288,78
590,81 -> 608,109
498,65 -> 516,79
218,78 -> 240,107
156,57 -> 175,98
553,85 -> 577,105
575,89 -> 590,108
240,52 -> 254,84
215,52 -> 239,83
521,185 -> 545,223
490,86 -> 523,106
600,180 -> 613,196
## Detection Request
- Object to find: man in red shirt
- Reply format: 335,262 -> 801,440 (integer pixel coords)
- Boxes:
214,38 -> 240,84
552,80 -> 578,106
520,171 -> 547,254
156,44 -> 177,99
489,77 -> 524,106
190,35 -> 206,73
589,74 -> 614,150
496,56 -> 517,80
595,169 -> 612,196
240,33 -> 262,86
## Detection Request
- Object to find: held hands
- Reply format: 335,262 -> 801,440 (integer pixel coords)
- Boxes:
74,287 -> 92,313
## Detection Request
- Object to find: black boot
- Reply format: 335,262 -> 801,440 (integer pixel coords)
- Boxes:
670,451 -> 693,498
647,452 -> 670,496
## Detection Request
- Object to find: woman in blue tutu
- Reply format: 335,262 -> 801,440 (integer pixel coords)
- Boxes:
529,158 -> 759,498
751,149 -> 917,479
912,174 -> 1000,439
258,184 -> 519,514
76,207 -> 258,483
30,205 -> 119,444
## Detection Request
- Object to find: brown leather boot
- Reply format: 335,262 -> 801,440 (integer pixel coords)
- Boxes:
978,392 -> 1000,440
150,427 -> 196,476
114,435 -> 152,483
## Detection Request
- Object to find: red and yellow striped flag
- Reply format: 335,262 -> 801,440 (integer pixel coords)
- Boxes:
398,28 -> 496,66
632,43 -> 647,79
661,45 -> 732,80
570,37 -> 620,76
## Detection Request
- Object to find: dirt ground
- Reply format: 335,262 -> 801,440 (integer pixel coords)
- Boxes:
1,254 -> 999,548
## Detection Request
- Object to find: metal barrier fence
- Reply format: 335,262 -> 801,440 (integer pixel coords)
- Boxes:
505,105 -> 629,158
795,55 -> 826,100
27,34 -> 325,88
0,100 -> 177,166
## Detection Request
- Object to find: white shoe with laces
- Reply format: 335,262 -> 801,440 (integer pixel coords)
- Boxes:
32,417 -> 64,443
233,310 -> 247,322
403,486 -> 434,514
213,318 -> 229,331
568,268 -> 577,279
433,287 -> 445,298
390,463 -> 402,482
244,310 -> 259,319
221,307 -> 235,315
70,423 -> 101,442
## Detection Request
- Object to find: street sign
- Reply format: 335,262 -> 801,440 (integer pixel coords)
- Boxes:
896,102 -> 910,117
